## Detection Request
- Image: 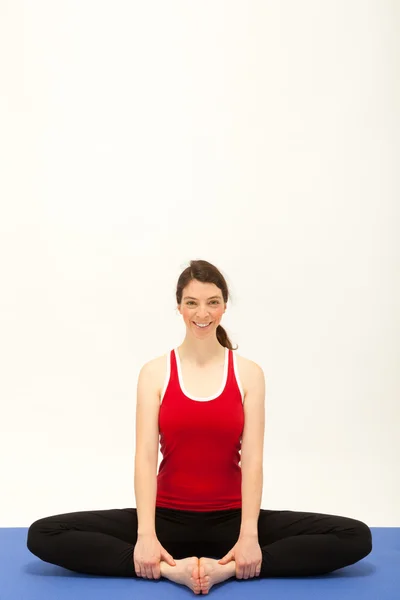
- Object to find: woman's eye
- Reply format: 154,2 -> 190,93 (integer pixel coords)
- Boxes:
187,301 -> 219,306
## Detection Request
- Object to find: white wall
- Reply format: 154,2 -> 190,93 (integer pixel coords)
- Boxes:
0,0 -> 398,527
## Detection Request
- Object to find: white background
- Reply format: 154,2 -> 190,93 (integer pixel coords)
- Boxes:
0,1 -> 398,526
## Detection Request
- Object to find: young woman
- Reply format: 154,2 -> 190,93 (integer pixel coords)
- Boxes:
27,260 -> 372,595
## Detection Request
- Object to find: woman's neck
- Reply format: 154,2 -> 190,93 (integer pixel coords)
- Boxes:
177,340 -> 225,367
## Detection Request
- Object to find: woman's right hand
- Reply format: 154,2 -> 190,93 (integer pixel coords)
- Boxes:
133,533 -> 176,580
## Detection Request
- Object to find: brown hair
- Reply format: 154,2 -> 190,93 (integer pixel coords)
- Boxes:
176,259 -> 238,351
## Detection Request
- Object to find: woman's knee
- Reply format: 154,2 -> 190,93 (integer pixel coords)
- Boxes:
350,519 -> 373,559
26,518 -> 50,557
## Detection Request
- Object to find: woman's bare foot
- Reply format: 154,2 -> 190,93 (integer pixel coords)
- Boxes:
160,557 -> 202,594
198,557 -> 236,594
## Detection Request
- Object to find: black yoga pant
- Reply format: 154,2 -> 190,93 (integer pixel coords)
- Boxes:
27,505 -> 372,578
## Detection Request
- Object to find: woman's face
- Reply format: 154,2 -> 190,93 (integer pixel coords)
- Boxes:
178,280 -> 226,334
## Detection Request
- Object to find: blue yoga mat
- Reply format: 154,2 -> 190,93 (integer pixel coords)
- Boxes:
1,528 -> 398,599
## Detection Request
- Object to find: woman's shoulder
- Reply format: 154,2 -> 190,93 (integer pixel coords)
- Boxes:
235,353 -> 264,386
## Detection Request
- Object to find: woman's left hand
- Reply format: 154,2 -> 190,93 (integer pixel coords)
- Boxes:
218,535 -> 262,579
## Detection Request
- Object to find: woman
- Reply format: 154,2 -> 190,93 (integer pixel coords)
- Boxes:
27,259 -> 372,595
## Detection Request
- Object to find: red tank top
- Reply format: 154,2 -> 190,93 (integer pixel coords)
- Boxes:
156,346 -> 244,511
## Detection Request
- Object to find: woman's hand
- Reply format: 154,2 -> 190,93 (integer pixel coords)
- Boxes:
218,534 -> 262,579
133,533 -> 176,580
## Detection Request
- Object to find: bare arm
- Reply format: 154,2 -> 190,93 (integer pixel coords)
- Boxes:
239,362 -> 265,538
134,360 -> 160,536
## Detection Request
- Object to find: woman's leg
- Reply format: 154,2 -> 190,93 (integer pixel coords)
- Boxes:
26,506 -> 201,577
196,508 -> 372,579
256,508 -> 372,577
27,507 -> 141,577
